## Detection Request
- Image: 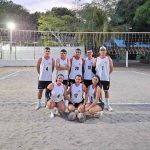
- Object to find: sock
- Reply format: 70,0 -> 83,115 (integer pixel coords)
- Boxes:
105,98 -> 109,107
37,99 -> 41,103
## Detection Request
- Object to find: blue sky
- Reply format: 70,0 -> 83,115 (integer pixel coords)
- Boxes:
11,0 -> 92,13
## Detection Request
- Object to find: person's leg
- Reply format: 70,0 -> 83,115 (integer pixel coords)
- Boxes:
103,81 -> 113,111
47,100 -> 56,109
47,100 -> 56,118
85,103 -> 90,109
88,105 -> 102,115
57,101 -> 66,112
77,103 -> 86,123
68,104 -> 75,112
78,104 -> 85,113
35,89 -> 43,110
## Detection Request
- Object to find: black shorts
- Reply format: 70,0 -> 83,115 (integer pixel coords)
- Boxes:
62,80 -> 68,86
84,80 -> 92,88
38,81 -> 52,90
69,79 -> 75,86
69,100 -> 84,108
97,101 -> 104,110
99,81 -> 110,91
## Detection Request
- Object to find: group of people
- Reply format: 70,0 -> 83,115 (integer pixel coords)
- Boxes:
35,46 -> 113,121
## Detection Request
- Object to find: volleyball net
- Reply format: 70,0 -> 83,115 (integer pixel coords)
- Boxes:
0,29 -> 150,62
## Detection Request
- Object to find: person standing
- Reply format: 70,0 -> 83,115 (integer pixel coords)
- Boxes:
84,49 -> 94,88
84,75 -> 104,116
93,46 -> 113,111
69,48 -> 84,85
35,47 -> 55,110
56,49 -> 70,86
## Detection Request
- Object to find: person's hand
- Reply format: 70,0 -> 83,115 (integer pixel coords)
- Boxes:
85,107 -> 90,112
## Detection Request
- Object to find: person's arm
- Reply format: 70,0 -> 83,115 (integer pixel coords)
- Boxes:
36,57 -> 42,74
109,57 -> 113,74
56,58 -> 61,71
82,84 -> 87,106
82,58 -> 85,75
67,85 -> 71,95
45,83 -> 54,101
69,58 -> 72,74
66,58 -> 70,71
52,57 -> 55,72
92,58 -> 97,74
64,85 -> 70,100
84,86 -> 89,105
56,58 -> 70,71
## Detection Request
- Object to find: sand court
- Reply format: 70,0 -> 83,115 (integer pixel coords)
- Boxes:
0,65 -> 150,150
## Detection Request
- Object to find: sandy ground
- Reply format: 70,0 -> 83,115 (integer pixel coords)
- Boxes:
0,65 -> 150,150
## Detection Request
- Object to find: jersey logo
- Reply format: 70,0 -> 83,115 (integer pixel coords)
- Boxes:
74,93 -> 78,98
57,94 -> 60,98
46,67 -> 48,71
75,67 -> 79,70
88,66 -> 91,69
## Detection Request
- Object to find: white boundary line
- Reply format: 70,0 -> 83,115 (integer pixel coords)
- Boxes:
131,71 -> 150,77
111,102 -> 150,105
114,70 -> 150,77
0,102 -> 36,105
0,70 -> 21,80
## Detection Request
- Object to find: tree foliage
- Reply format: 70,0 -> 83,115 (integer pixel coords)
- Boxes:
0,0 -> 149,32
110,0 -> 149,31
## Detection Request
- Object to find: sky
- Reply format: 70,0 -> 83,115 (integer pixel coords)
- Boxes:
11,0 -> 93,13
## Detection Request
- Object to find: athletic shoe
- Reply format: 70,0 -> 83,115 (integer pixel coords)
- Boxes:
105,105 -> 113,112
35,101 -> 41,110
94,111 -> 103,118
50,112 -> 54,118
54,107 -> 60,115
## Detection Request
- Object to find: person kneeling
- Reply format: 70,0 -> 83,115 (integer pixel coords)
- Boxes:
46,74 -> 68,118
85,75 -> 104,118
67,75 -> 87,121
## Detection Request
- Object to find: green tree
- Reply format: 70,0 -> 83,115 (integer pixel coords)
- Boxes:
77,4 -> 107,32
133,0 -> 150,31
110,0 -> 148,31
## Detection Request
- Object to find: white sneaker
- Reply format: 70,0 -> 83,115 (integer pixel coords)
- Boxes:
54,107 -> 60,115
106,105 -> 113,112
94,111 -> 103,118
50,112 -> 55,118
35,101 -> 41,110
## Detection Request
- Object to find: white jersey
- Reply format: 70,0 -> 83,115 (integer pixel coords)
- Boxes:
71,83 -> 83,103
51,83 -> 64,102
39,56 -> 53,81
87,85 -> 96,103
57,57 -> 69,80
96,56 -> 110,81
84,57 -> 94,80
69,57 -> 82,80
